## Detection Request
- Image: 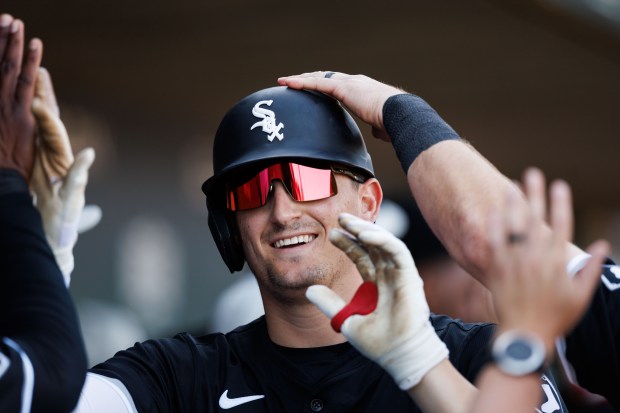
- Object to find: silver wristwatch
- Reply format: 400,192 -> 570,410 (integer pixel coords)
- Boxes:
492,330 -> 546,376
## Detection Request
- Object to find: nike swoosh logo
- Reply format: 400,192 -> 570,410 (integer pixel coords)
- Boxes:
219,390 -> 265,409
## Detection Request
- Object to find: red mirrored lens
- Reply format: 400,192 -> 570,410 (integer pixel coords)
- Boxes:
227,163 -> 336,211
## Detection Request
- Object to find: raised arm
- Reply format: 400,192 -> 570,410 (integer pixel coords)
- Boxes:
278,71 -> 584,286
470,168 -> 608,412
280,70 -> 616,409
0,14 -> 86,412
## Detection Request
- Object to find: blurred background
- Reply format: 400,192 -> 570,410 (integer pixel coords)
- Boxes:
4,0 -> 620,365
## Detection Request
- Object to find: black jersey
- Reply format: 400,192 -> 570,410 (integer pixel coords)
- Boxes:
0,170 -> 87,413
92,314 -> 569,412
565,262 -> 620,411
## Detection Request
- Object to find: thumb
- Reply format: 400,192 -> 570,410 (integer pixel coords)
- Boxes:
77,204 -> 102,234
35,68 -> 60,117
59,148 -> 95,205
306,285 -> 346,319
30,151 -> 52,199
32,96 -> 73,177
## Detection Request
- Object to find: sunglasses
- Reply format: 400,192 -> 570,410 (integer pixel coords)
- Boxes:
226,162 -> 366,211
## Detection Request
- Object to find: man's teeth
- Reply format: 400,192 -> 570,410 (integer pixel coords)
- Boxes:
274,235 -> 315,248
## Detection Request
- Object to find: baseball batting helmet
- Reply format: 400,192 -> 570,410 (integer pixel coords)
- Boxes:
202,86 -> 375,272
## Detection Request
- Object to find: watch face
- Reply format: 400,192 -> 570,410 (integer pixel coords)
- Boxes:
493,330 -> 546,376
506,339 -> 534,360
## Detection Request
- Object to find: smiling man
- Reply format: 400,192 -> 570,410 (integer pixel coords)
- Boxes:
69,74 -> 612,412
205,87 -> 382,329
77,85 -> 483,412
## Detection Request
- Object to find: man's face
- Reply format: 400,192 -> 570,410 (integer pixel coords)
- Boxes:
235,173 -> 366,299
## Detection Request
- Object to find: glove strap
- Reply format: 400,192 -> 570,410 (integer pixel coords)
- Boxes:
377,319 -> 449,390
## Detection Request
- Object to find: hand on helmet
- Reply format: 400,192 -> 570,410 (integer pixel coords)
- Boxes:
277,71 -> 403,142
30,68 -> 100,286
306,213 -> 448,390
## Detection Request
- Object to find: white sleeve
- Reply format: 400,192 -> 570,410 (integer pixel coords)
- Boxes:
72,372 -> 138,413
1,337 -> 35,413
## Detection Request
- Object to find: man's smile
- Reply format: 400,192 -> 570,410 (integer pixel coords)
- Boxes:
272,234 -> 316,249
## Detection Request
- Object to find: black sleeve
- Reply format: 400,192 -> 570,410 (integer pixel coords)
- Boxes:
90,339 -> 182,413
434,315 -> 572,412
431,314 -> 495,382
0,169 -> 87,413
90,333 -> 217,413
565,263 -> 620,411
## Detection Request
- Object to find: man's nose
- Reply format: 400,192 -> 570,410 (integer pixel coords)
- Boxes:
268,181 -> 302,223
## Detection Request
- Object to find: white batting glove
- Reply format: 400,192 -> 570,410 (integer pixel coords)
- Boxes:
30,68 -> 100,286
306,213 -> 449,390
31,148 -> 96,286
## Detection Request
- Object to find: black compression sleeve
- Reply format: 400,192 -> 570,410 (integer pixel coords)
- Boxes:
0,168 -> 29,196
0,170 -> 87,413
383,94 -> 461,173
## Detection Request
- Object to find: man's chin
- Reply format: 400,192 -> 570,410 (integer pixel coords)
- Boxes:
266,266 -> 332,293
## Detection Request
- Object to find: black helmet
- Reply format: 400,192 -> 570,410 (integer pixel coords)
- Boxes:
202,86 -> 375,272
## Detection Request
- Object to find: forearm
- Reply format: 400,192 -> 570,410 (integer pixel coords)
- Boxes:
408,359 -> 477,413
469,367 -> 540,413
406,140 -> 515,283
399,121 -> 583,285
0,170 -> 87,412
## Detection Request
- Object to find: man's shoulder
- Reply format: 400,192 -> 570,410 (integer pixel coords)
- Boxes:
429,313 -> 495,358
88,318 -> 270,410
146,317 -> 268,358
179,316 -> 269,357
430,313 -> 495,338
430,313 -> 495,382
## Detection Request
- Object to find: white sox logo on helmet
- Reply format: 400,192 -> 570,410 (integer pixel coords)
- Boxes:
250,100 -> 284,142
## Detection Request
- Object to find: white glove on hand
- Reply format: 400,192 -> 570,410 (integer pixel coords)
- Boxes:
31,148 -> 95,286
306,213 -> 449,390
30,68 -> 99,286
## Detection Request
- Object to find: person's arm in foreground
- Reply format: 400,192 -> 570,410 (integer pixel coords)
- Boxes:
0,13 -> 87,412
277,72 -> 583,287
279,71 -> 620,405
279,70 -> 616,408
306,214 -> 477,413
469,168 -> 608,412
21,51 -> 137,413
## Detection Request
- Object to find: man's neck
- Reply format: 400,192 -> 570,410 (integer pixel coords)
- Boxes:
261,280 -> 360,348
263,298 -> 346,348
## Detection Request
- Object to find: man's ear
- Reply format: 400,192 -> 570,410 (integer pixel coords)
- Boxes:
359,178 -> 383,222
